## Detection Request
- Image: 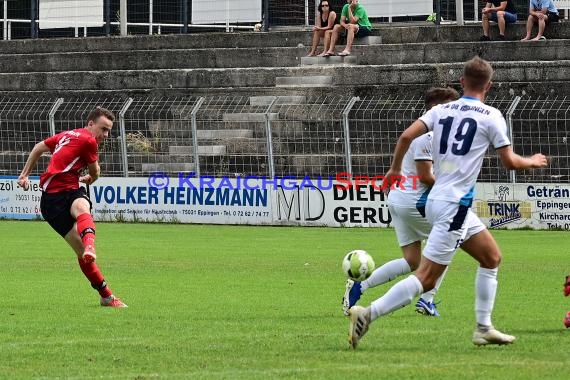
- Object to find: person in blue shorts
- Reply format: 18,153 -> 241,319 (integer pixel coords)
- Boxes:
521,0 -> 559,41
480,0 -> 518,41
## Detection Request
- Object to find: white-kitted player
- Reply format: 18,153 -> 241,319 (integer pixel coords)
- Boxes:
347,56 -> 548,348
343,87 -> 459,318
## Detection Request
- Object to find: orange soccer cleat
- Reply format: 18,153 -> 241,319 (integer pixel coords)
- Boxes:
100,295 -> 128,308
564,311 -> 570,328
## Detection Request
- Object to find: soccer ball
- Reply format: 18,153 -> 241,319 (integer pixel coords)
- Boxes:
342,250 -> 375,281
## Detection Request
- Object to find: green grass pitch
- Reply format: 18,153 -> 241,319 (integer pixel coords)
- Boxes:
0,220 -> 568,379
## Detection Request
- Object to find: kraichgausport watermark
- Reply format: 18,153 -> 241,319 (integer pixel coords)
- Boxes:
147,172 -> 423,191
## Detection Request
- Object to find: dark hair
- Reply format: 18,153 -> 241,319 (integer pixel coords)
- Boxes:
318,0 -> 330,14
424,87 -> 460,109
463,56 -> 493,92
87,106 -> 115,123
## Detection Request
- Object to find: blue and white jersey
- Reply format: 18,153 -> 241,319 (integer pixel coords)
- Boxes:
419,96 -> 511,206
388,132 -> 433,208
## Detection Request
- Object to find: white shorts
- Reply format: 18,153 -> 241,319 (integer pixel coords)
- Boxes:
422,199 -> 486,265
389,204 -> 431,247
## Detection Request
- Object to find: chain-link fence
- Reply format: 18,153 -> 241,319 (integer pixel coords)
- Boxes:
1,95 -> 568,183
5,0 -> 560,40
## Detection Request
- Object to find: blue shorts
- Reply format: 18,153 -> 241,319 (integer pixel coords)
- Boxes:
489,12 -> 517,24
355,26 -> 371,38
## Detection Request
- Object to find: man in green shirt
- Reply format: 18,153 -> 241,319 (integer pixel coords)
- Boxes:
320,0 -> 372,57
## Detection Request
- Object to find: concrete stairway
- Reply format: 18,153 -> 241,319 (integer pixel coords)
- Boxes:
1,23 -> 569,180
0,23 -> 569,98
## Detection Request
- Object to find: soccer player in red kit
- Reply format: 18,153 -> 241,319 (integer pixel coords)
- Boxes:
18,107 -> 127,308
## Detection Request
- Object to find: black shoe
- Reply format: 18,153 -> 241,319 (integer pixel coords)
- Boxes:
498,34 -> 506,41
479,35 -> 491,41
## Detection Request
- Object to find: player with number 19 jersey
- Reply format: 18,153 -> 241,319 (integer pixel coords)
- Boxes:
419,96 -> 511,205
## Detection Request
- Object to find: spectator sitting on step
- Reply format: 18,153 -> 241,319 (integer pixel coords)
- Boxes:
520,0 -> 559,41
319,0 -> 372,57
479,0 -> 518,41
307,0 -> 337,56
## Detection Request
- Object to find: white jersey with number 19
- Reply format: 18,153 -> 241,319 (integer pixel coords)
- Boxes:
418,96 -> 511,205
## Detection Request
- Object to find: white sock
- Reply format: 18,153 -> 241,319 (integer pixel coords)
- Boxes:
419,266 -> 449,303
475,266 -> 498,327
362,257 -> 411,292
370,275 -> 423,321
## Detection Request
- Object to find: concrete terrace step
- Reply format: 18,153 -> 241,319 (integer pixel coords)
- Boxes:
141,162 -> 195,173
336,40 -> 570,65
300,55 -> 358,66
1,39 -> 569,72
276,76 -> 334,88
148,121 -> 255,139
0,23 -> 568,55
196,129 -> 255,139
249,96 -> 306,106
169,145 -> 227,156
222,113 -> 279,122
2,60 -> 569,93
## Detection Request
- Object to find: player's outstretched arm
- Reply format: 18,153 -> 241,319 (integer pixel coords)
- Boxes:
18,141 -> 50,190
496,146 -> 548,170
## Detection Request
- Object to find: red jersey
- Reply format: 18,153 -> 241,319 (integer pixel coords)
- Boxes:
40,128 -> 98,193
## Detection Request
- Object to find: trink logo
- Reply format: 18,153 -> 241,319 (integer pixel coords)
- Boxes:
146,172 -> 423,191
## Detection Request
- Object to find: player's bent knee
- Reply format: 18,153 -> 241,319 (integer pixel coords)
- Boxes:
480,253 -> 501,268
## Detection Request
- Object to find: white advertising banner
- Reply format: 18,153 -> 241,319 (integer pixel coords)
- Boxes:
365,0 -> 433,18
90,177 -> 272,224
39,0 -> 104,29
272,182 -> 391,227
473,183 -> 570,230
191,0 -> 262,24
0,176 -> 42,220
1,176 -> 569,231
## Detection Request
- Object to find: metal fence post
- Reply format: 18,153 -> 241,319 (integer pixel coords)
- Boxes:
48,98 -> 64,135
120,0 -> 127,36
456,0 -> 464,25
264,97 -> 278,178
342,97 -> 359,174
149,0 -> 153,35
262,0 -> 269,32
119,98 -> 134,177
505,96 -> 521,184
182,0 -> 188,34
304,0 -> 309,27
191,97 -> 206,177
104,0 -> 110,35
3,0 -> 7,40
30,0 -> 38,38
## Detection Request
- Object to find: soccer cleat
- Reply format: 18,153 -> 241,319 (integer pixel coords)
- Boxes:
415,298 -> 440,317
82,245 -> 96,263
348,306 -> 371,349
564,311 -> 570,328
100,295 -> 128,308
563,275 -> 570,297
342,279 -> 362,316
472,325 -> 515,346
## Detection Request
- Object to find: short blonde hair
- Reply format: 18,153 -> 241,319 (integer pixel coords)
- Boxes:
463,56 -> 494,91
